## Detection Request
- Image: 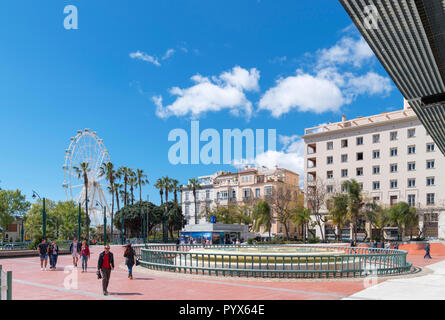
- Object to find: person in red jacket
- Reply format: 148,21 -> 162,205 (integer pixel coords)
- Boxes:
80,240 -> 90,273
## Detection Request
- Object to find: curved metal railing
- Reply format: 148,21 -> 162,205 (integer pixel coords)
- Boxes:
135,244 -> 412,278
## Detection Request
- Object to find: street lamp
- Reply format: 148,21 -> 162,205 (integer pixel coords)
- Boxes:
96,202 -> 107,245
32,190 -> 46,238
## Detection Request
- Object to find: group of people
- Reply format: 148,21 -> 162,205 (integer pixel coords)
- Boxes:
370,240 -> 399,249
37,238 -> 138,296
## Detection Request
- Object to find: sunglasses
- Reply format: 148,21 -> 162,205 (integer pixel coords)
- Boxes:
105,247 -> 110,250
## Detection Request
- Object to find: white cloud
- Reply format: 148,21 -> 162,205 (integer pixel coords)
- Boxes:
162,49 -> 175,60
258,71 -> 345,117
154,66 -> 260,119
129,51 -> 161,66
317,37 -> 374,68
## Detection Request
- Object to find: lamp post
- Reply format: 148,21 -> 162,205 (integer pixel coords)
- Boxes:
78,202 -> 81,239
32,191 -> 46,238
96,202 -> 107,245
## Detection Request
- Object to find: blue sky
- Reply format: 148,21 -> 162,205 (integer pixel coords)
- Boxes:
0,0 -> 403,206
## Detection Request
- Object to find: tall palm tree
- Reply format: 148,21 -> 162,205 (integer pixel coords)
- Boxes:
294,207 -> 311,242
73,162 -> 91,241
328,194 -> 349,241
253,200 -> 273,240
117,167 -> 132,207
136,169 -> 149,203
114,182 -> 123,211
365,202 -> 389,240
187,178 -> 202,224
342,179 -> 365,242
171,179 -> 180,204
162,176 -> 173,205
388,202 -> 417,241
128,172 -> 137,205
154,178 -> 164,205
99,162 -> 116,238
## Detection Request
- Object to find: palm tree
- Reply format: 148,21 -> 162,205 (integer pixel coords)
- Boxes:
99,162 -> 116,239
136,169 -> 149,203
128,172 -> 137,205
342,179 -> 365,242
294,207 -> 311,242
73,162 -> 91,241
154,178 -> 164,205
187,178 -> 202,224
328,194 -> 349,241
365,202 -> 389,241
388,202 -> 417,241
114,182 -> 123,211
117,167 -> 132,207
253,200 -> 273,240
171,179 -> 180,204
162,176 -> 173,205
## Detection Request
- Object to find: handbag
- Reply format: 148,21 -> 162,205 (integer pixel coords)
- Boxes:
96,270 -> 102,279
136,259 -> 140,266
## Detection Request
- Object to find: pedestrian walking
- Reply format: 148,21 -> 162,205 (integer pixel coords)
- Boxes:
123,243 -> 136,280
394,242 -> 399,250
97,245 -> 114,296
80,240 -> 90,273
69,237 -> 82,267
37,239 -> 49,271
424,242 -> 432,259
49,241 -> 59,270
373,240 -> 378,248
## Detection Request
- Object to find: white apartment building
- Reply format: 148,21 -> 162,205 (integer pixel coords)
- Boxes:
181,174 -> 218,225
303,101 -> 445,240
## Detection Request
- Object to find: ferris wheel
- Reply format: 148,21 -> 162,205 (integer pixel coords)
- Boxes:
63,129 -> 111,226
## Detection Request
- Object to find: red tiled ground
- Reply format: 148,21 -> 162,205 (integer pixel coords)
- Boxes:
1,245 -> 444,300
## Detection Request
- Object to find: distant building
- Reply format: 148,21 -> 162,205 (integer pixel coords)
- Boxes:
1,220 -> 24,243
303,101 -> 445,240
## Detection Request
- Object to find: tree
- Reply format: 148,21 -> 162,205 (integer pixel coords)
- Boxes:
114,201 -> 162,238
305,178 -> 328,241
117,166 -> 132,207
99,162 -> 116,238
154,178 -> 164,205
0,190 -> 31,240
187,178 -> 202,224
128,172 -> 137,205
163,201 -> 185,238
342,179 -> 365,242
328,194 -> 349,241
171,179 -> 180,204
388,202 -> 418,241
293,206 -> 311,242
253,200 -> 273,240
136,169 -> 149,203
73,162 -> 91,240
364,202 -> 389,240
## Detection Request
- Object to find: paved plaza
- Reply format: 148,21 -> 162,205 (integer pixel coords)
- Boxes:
1,245 -> 444,300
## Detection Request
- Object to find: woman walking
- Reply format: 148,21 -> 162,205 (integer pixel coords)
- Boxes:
123,243 -> 136,279
80,240 -> 90,272
49,241 -> 59,270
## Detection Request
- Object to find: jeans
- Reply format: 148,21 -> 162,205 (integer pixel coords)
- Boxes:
127,265 -> 133,276
50,254 -> 58,268
424,251 -> 432,259
81,255 -> 89,270
101,268 -> 111,293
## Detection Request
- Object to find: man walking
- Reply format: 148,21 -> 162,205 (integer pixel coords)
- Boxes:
37,239 -> 49,271
70,237 -> 81,267
97,245 -> 114,296
424,242 -> 432,259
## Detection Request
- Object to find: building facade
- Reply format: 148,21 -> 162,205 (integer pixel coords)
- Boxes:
303,102 -> 445,240
181,167 -> 302,238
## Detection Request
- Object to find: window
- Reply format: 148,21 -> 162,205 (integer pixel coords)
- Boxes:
390,164 -> 398,173
327,156 -> 333,164
408,128 -> 416,138
341,139 -> 348,148
243,188 -> 250,198
427,160 -> 435,169
356,137 -> 363,145
373,181 -> 380,190
427,143 -> 435,152
206,190 -> 210,199
327,171 -> 333,179
427,193 -> 435,205
356,152 -> 364,161
255,188 -> 260,198
390,148 -> 398,157
356,167 -> 363,176
264,186 -> 273,196
373,166 -> 380,175
341,154 -> 348,163
373,150 -> 380,159
341,169 -> 348,177
359,183 -> 363,190
373,134 -> 380,143
185,205 -> 190,215
426,177 -> 435,186
408,162 -> 416,171
218,191 -> 228,200
408,195 -> 416,207
232,190 -> 236,199
327,142 -> 333,150
390,180 -> 398,189
185,192 -> 189,201
341,185 -> 347,193
390,195 -> 398,206
407,178 -> 416,188
408,145 -> 416,154
327,185 -> 334,193
390,131 -> 398,141
373,196 -> 380,201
